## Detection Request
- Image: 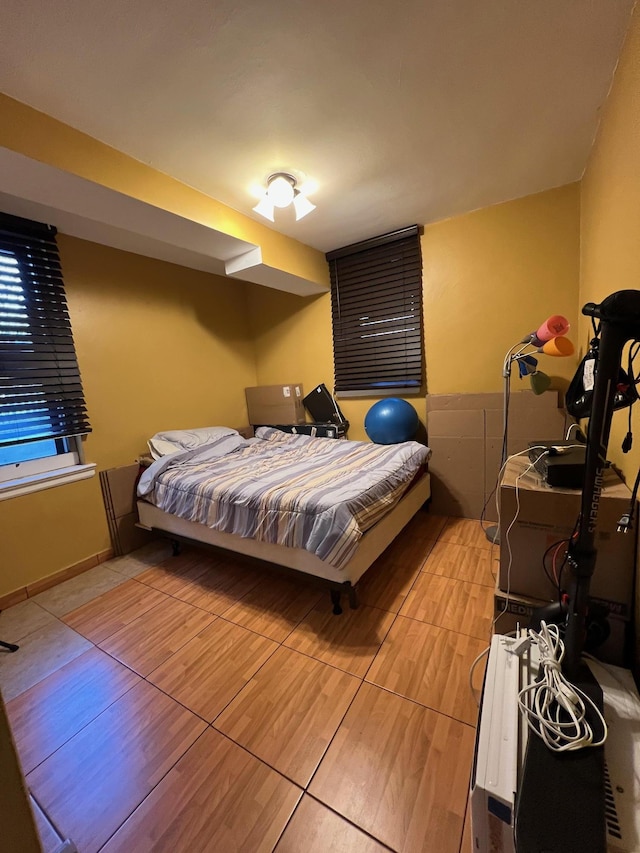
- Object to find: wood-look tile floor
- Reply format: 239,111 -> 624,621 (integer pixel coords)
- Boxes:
1,512 -> 496,853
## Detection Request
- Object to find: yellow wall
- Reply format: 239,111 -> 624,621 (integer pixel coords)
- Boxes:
1,235 -> 257,597
580,3 -> 640,478
0,115 -> 582,596
0,95 -> 329,290
248,184 -> 581,440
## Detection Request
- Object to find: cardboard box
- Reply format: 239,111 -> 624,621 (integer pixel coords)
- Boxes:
426,390 -> 558,414
426,410 -> 485,517
245,384 -> 305,426
493,584 -> 629,667
426,390 -> 571,520
499,456 -> 636,618
99,464 -> 153,556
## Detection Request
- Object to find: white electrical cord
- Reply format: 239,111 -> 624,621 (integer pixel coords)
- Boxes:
565,422 -> 583,440
490,447 -> 550,635
469,646 -> 491,708
517,621 -> 608,752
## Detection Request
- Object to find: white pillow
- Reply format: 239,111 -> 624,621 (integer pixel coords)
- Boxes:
148,426 -> 239,459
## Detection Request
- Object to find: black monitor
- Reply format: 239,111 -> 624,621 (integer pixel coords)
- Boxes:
303,384 -> 346,425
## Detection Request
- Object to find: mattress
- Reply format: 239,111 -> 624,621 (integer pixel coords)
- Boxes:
138,427 -> 430,570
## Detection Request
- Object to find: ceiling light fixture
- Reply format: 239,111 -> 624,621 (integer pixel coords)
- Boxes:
252,172 -> 316,222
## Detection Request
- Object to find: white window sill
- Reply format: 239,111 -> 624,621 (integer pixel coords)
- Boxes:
0,463 -> 96,501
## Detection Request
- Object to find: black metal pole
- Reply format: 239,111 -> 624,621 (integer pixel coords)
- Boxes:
564,290 -> 640,676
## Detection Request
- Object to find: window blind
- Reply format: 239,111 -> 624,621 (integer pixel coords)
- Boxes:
0,212 -> 91,447
327,225 -> 424,393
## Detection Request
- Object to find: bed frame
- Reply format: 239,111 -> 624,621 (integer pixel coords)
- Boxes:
136,471 -> 431,613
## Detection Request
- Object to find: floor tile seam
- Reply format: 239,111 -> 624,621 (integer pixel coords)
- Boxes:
140,674 -> 214,725
137,552 -> 322,618
293,676 -> 370,795
215,612 -> 291,644
95,595 -> 218,661
218,595 -> 393,647
0,600 -> 63,645
31,566 -> 154,624
128,575 -> 236,619
436,536 -> 493,553
352,600 -> 404,618
208,725 -> 307,794
305,724 -> 475,853
96,619 -> 217,680
269,795 -> 303,852
1,628 -> 96,704
361,675 -> 478,730
419,567 -> 496,590
274,590 -> 330,644
132,560 -> 214,599
0,609 -> 66,649
0,626 -> 40,647
360,610 -> 399,682
256,639 -> 368,683
60,585 -> 174,635
0,631 -> 95,706
209,718 -> 321,790
280,600 -> 401,678
19,676 -> 142,778
216,607 -> 310,646
28,789 -> 66,845
385,560 -> 436,607
31,571 -> 130,619
164,576 -> 324,635
108,564 -> 168,581
147,636 -> 284,726
209,640 -> 366,732
302,791 -> 398,852
61,584 -> 180,644
391,611 -> 493,645
432,533 -> 493,550
93,724 -> 213,853
356,594 -> 401,615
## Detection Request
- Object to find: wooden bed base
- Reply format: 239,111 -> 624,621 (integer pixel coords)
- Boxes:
136,472 -> 431,612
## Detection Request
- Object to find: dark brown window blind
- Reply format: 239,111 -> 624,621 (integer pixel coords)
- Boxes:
0,212 -> 91,447
327,225 -> 424,394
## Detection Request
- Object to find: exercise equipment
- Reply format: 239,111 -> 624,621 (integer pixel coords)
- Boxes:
364,398 -> 418,444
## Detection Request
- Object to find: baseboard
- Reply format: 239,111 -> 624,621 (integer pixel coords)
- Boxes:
0,588 -> 29,611
0,547 -> 116,610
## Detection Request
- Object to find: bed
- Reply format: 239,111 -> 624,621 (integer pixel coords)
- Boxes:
136,426 -> 431,612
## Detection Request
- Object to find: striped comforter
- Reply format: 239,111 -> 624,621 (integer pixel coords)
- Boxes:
138,427 -> 430,570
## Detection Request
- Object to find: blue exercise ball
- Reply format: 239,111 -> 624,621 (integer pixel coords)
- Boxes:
364,398 -> 419,444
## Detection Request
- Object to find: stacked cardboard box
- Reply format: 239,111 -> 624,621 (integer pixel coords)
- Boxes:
245,384 -> 305,426
496,455 -> 636,665
426,390 -> 570,519
100,464 -> 153,556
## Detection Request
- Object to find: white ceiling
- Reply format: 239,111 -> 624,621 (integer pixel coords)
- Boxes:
0,0 -> 635,254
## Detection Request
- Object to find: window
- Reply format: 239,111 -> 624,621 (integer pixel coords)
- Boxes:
327,226 -> 424,395
0,212 -> 93,499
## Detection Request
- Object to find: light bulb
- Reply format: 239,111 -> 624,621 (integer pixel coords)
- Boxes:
293,193 -> 316,220
253,195 -> 275,221
267,175 -> 295,208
